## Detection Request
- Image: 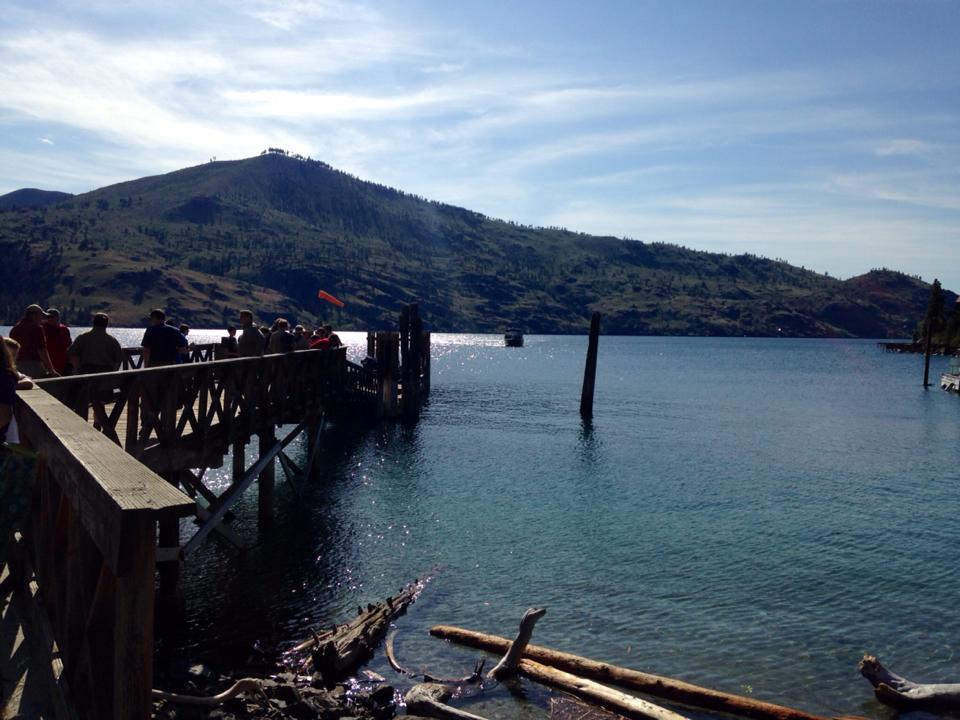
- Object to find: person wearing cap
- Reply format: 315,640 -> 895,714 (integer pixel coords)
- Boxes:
9,305 -> 58,378
43,308 -> 72,375
68,313 -> 124,374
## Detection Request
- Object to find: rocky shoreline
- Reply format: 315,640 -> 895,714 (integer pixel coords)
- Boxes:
152,663 -> 401,720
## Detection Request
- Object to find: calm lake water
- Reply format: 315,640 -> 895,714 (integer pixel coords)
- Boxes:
6,327 -> 960,718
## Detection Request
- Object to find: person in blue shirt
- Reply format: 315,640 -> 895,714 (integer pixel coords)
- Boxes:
140,309 -> 187,367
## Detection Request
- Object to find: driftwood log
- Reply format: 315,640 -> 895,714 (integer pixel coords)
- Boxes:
859,654 -> 960,711
404,683 -> 490,720
286,575 -> 427,683
431,624 -> 848,720
151,678 -> 266,706
520,658 -> 688,720
487,607 -> 546,679
412,608 -> 684,720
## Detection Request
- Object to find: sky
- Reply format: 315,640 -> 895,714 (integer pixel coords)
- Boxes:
2,0 -> 959,291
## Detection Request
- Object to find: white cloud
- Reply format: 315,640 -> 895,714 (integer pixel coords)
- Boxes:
873,139 -> 934,157
39,137 -> 53,144
236,0 -> 379,30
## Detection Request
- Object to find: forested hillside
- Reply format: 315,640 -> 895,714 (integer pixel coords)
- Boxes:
0,151 -> 947,336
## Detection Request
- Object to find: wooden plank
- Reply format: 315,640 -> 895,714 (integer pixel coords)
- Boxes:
15,388 -> 194,574
112,516 -> 156,720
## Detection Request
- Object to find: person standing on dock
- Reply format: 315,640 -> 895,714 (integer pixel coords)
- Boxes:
1,335 -> 37,558
42,308 -> 72,375
68,313 -> 123,374
9,304 -> 58,378
141,309 -> 187,367
323,324 -> 342,349
268,318 -> 295,353
237,310 -> 264,357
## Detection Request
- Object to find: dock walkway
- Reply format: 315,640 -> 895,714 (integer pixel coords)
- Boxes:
4,311 -> 431,719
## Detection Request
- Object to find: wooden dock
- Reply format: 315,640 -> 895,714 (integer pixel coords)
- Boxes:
6,311 -> 430,719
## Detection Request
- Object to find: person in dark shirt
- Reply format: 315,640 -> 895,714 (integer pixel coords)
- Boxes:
140,309 -> 187,367
68,312 -> 124,374
216,325 -> 240,359
237,311 -> 264,357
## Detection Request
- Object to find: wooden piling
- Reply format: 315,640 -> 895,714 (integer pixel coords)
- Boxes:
376,331 -> 399,418
258,427 -> 276,528
404,303 -> 423,418
923,326 -> 933,387
580,312 -> 601,418
232,439 -> 245,481
158,471 -> 181,593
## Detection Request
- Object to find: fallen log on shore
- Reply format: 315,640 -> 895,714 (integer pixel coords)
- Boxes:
431,624 -> 848,720
520,658 -> 688,720
285,574 -> 429,683
859,654 -> 960,711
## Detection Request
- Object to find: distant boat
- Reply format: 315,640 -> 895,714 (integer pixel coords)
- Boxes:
941,357 -> 960,393
504,328 -> 524,347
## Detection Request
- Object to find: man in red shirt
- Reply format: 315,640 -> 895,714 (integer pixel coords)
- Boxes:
43,308 -> 72,375
9,304 -> 58,378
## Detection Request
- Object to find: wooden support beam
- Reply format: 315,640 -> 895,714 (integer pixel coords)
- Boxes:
258,427 -> 276,528
113,516 -> 157,720
278,450 -> 303,497
180,423 -> 304,558
232,439 -> 245,481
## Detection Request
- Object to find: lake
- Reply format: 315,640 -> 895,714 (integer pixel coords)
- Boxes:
4,327 -> 959,718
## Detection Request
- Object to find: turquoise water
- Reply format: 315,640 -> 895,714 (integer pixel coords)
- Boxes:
8,327 -> 960,717
167,335 -> 960,719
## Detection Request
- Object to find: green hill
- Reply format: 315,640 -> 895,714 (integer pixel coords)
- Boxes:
0,188 -> 74,211
0,151 -> 948,336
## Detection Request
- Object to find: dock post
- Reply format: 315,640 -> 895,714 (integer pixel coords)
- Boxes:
114,516 -> 158,720
923,327 -> 933,387
423,332 -> 431,396
580,312 -> 602,419
404,303 -> 422,418
377,332 -> 399,418
258,427 -> 275,528
158,471 -> 181,594
399,305 -> 411,415
232,439 -> 245,481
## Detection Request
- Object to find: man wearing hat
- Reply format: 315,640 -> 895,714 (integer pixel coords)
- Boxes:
9,304 -> 59,378
43,307 -> 72,375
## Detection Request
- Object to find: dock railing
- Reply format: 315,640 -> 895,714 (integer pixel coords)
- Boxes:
38,347 -> 377,473
14,386 -> 195,719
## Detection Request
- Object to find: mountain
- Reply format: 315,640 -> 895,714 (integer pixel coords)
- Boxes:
0,151 -> 948,336
0,188 -> 74,211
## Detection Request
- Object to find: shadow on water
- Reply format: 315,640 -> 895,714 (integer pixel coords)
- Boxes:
159,418 -> 383,668
577,418 -> 601,466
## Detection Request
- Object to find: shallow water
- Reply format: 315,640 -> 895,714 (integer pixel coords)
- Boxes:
7,327 -> 960,718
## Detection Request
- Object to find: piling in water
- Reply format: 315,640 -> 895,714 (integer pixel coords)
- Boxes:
580,312 -> 601,418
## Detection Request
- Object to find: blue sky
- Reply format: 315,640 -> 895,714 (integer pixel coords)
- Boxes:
2,0 -> 959,291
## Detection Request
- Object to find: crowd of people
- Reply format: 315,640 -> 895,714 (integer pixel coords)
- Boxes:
1,303 -> 345,378
0,304 -> 345,564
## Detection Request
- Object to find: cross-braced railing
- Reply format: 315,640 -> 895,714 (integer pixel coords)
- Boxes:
38,348 -> 377,474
